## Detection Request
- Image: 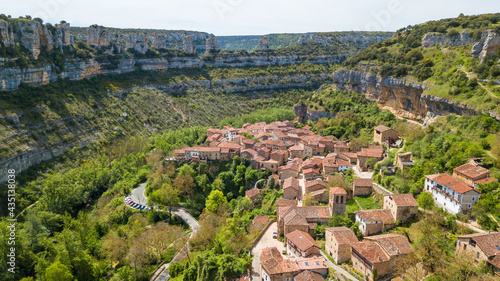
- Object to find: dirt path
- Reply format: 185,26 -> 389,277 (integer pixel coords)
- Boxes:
460,66 -> 498,99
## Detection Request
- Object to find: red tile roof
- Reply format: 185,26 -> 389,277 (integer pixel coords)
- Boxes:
357,148 -> 384,158
326,227 -> 358,245
283,178 -> 300,190
453,163 -> 490,179
245,188 -> 261,199
352,241 -> 390,263
276,198 -> 298,208
303,168 -> 320,175
253,215 -> 270,225
364,234 -> 414,256
474,177 -> 498,186
305,180 -> 327,189
386,194 -> 417,207
285,230 -> 320,252
280,206 -> 332,220
293,270 -> 324,281
355,209 -> 395,224
374,125 -> 392,132
353,178 -> 373,187
295,256 -> 328,271
330,186 -> 348,195
457,232 -> 500,257
425,173 -> 475,194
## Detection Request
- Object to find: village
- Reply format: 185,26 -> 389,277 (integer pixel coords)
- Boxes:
172,121 -> 500,281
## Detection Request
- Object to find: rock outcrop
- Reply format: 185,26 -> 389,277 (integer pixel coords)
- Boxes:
471,30 -> 500,62
205,37 -> 220,53
0,53 -> 348,91
332,69 -> 491,122
293,105 -> 333,123
297,35 -> 307,45
182,35 -> 196,53
421,32 -> 473,48
257,36 -> 270,50
0,20 -> 71,59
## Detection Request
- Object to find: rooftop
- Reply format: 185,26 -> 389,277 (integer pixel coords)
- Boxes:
285,230 -> 320,252
293,270 -> 324,281
386,194 -> 418,207
283,178 -> 300,191
453,163 -> 490,179
330,186 -> 348,195
353,178 -> 373,187
457,232 -> 500,258
355,209 -> 395,224
245,187 -> 261,199
364,234 -> 414,256
374,125 -> 392,132
425,173 -> 476,194
326,227 -> 358,245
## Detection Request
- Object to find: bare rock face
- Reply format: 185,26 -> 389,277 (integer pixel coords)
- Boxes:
182,35 -> 196,53
332,69 -> 483,122
205,37 -> 220,53
87,25 -> 111,46
0,20 -> 15,46
471,30 -> 500,62
421,32 -> 473,48
257,36 -> 270,50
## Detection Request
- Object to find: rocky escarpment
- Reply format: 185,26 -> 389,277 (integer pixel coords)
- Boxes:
205,37 -> 220,53
422,30 -> 500,62
421,31 -> 474,48
293,105 -> 333,123
331,69 -> 492,123
0,53 -> 348,91
0,19 -> 71,59
257,36 -> 270,50
471,30 -> 500,62
299,33 -> 391,49
85,25 -> 212,54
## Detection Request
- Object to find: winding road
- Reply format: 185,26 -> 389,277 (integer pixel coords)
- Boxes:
128,183 -> 200,281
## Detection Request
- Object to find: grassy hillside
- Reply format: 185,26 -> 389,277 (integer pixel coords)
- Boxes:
344,13 -> 500,115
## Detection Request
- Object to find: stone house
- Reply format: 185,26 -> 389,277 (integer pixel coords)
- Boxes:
305,179 -> 327,194
288,145 -> 305,158
355,209 -> 396,236
271,150 -> 288,166
396,152 -> 413,170
283,178 -> 300,200
240,149 -> 258,160
357,148 -> 384,171
353,178 -> 373,197
325,227 -> 358,264
456,232 -> 500,273
329,187 -> 347,214
453,162 -> 497,188
258,159 -> 279,173
351,234 -> 414,281
279,163 -> 300,181
260,247 -> 297,281
285,230 -> 321,258
303,168 -> 321,180
373,125 -> 399,145
277,206 -> 331,237
245,188 -> 262,204
383,194 -> 418,223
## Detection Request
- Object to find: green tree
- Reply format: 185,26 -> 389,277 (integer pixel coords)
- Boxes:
417,192 -> 435,211
44,261 -> 73,281
206,190 -> 228,213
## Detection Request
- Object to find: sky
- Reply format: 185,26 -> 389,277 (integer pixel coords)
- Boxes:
3,0 -> 500,36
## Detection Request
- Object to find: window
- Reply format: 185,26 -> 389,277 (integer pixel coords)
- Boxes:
477,252 -> 480,259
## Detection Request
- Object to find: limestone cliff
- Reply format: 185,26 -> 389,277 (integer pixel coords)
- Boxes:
257,36 -> 270,50
205,37 -> 220,53
0,19 -> 71,59
331,69 -> 491,122
293,105 -> 333,123
421,31 -> 473,48
182,36 -> 196,53
471,30 -> 500,62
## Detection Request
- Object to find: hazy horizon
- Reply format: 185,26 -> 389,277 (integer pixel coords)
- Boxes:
3,0 -> 500,36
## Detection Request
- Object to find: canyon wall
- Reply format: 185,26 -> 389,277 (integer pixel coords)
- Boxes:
331,69 -> 494,123
0,54 -> 347,91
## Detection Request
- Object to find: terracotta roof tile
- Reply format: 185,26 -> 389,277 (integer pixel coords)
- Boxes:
276,198 -> 298,208
285,230 -> 320,252
374,125 -> 392,132
283,178 -> 300,190
253,215 -> 270,225
293,270 -> 324,281
330,187 -> 348,195
426,173 -> 475,194
351,241 -> 390,263
457,232 -> 500,257
353,178 -> 373,187
245,188 -> 261,199
364,234 -> 414,256
355,209 -> 395,224
386,194 -> 417,207
326,227 -> 358,245
454,163 -> 490,179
